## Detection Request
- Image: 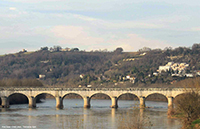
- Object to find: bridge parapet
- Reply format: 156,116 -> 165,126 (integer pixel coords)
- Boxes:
0,87 -> 191,91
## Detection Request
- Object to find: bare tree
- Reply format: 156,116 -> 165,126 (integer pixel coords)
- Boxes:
174,77 -> 200,128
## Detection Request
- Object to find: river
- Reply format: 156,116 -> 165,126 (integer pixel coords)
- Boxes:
0,99 -> 181,129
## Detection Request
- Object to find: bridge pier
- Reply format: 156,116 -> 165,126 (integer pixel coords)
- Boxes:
83,96 -> 90,108
1,96 -> 9,108
56,96 -> 63,109
28,96 -> 36,108
139,96 -> 145,108
168,96 -> 173,109
110,96 -> 118,108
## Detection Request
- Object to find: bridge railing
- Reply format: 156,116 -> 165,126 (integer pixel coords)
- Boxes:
0,87 -> 191,91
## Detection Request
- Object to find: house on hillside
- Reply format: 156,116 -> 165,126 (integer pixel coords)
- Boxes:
153,72 -> 158,76
22,49 -> 27,53
62,47 -> 71,51
159,66 -> 171,73
39,74 -> 46,79
196,71 -> 200,76
80,74 -> 84,79
130,77 -> 136,83
140,52 -> 146,56
125,75 -> 136,83
185,74 -> 193,77
126,75 -> 131,79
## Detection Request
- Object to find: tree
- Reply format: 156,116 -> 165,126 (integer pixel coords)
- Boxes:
41,47 -> 48,51
175,91 -> 200,128
50,46 -> 62,52
114,47 -> 123,54
70,48 -> 79,52
164,46 -> 172,51
174,78 -> 200,128
192,43 -> 200,50
138,47 -> 151,52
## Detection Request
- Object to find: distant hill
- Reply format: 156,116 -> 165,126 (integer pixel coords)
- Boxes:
0,44 -> 200,88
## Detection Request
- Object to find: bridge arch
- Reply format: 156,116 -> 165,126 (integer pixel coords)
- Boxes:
146,93 -> 173,108
62,93 -> 83,100
90,93 -> 112,108
34,93 -> 56,108
8,93 -> 29,105
174,92 -> 189,99
145,92 -> 167,98
173,93 -> 189,103
62,93 -> 84,108
117,93 -> 139,108
35,93 -> 55,101
90,92 -> 112,99
34,92 -> 55,98
117,93 -> 139,101
145,93 -> 168,102
7,92 -> 29,99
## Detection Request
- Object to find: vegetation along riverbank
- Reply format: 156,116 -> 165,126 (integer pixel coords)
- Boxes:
168,78 -> 200,129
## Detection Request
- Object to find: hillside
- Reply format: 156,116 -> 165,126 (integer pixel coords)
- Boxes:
0,44 -> 200,88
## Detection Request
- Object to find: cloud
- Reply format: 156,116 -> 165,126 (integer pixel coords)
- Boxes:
9,7 -> 17,10
6,0 -> 65,3
190,27 -> 200,32
71,13 -> 164,30
104,34 -> 170,51
49,25 -> 170,51
73,14 -> 98,21
7,0 -> 200,6
104,21 -> 164,29
50,26 -> 104,46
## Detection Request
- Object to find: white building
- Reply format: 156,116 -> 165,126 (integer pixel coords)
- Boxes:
166,62 -> 174,66
159,66 -> 171,73
130,77 -> 136,83
126,75 -> 131,79
39,74 -> 46,79
185,74 -> 194,77
80,74 -> 84,79
153,72 -> 158,76
159,62 -> 189,74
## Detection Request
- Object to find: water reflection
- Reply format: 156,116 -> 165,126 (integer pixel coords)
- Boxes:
140,108 -> 144,121
83,108 -> 88,128
0,99 -> 181,129
111,108 -> 116,128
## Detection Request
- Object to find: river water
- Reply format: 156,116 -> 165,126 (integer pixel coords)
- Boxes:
0,99 -> 181,129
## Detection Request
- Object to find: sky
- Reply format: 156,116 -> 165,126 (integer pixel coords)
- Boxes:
0,0 -> 200,54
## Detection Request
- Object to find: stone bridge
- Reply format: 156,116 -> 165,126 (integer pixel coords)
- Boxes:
0,87 -> 191,109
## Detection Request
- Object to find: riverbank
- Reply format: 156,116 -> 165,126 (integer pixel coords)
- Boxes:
168,114 -> 200,129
